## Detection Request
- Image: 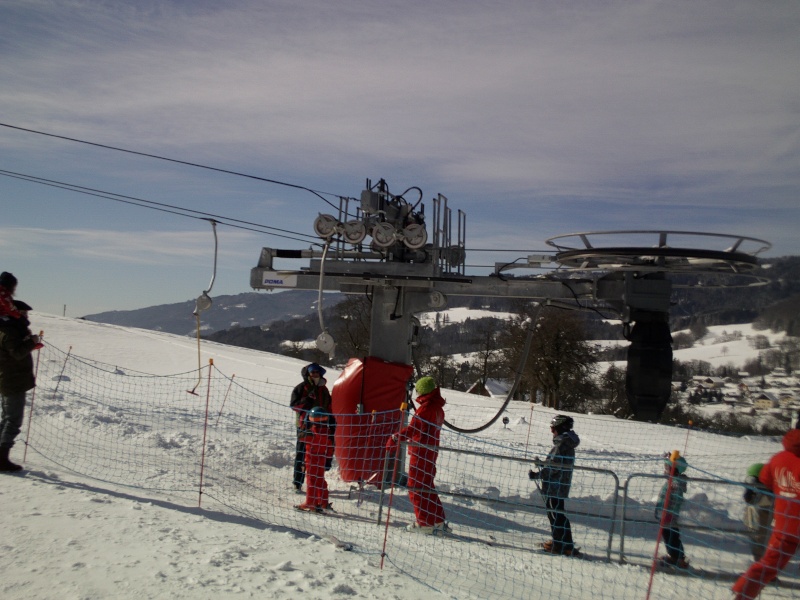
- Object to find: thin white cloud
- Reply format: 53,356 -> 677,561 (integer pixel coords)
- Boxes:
2,1 -> 797,196
0,0 -> 798,269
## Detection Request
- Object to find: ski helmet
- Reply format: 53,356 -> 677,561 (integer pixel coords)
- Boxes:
415,376 -> 437,395
550,415 -> 574,432
308,406 -> 330,424
664,454 -> 688,474
746,463 -> 764,478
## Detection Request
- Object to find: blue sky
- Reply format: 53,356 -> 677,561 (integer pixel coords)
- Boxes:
1,0 -> 798,317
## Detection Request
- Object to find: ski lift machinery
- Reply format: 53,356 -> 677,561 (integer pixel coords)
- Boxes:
250,178 -> 771,425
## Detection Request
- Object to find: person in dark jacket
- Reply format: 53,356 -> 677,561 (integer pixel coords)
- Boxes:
0,299 -> 41,472
529,414 -> 581,555
289,363 -> 333,491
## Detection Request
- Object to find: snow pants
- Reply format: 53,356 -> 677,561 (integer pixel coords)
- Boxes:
304,447 -> 329,508
733,532 -> 799,600
408,452 -> 445,527
745,505 -> 773,561
0,391 -> 26,449
662,526 -> 684,561
545,496 -> 574,552
293,437 -> 306,488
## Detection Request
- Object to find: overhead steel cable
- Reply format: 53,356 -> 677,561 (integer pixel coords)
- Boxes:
0,121 -> 351,212
0,169 -> 320,245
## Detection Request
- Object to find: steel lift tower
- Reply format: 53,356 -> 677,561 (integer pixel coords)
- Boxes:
250,178 -> 770,422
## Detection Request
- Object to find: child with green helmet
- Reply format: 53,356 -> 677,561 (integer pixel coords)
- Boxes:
388,376 -> 448,534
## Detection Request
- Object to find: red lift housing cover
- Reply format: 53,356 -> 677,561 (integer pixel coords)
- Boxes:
331,356 -> 413,482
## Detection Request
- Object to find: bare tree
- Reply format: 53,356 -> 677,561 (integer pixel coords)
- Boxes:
501,305 -> 597,411
327,295 -> 372,359
470,318 -> 506,385
597,365 -> 632,418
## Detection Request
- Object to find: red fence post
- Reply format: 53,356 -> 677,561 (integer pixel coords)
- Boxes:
22,330 -> 45,464
198,358 -> 214,508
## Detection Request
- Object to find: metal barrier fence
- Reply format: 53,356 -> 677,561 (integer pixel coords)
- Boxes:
620,474 -> 754,563
373,442 -> 621,561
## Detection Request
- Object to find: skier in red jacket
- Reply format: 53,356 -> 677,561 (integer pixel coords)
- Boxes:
388,376 -> 449,534
296,406 -> 334,513
733,428 -> 800,599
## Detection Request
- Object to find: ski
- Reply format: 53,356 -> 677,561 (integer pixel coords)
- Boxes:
435,529 -> 496,546
654,561 -> 702,576
294,504 -> 338,515
538,542 -> 586,559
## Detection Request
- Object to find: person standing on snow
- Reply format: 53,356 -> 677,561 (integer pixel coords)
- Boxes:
733,429 -> 800,600
529,414 -> 581,556
290,363 -> 333,492
0,299 -> 42,472
296,406 -> 335,512
655,452 -> 690,569
388,376 -> 449,534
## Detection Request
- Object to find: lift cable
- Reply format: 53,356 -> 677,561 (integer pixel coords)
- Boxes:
0,169 -> 319,245
443,313 -> 539,434
3,169 -> 567,261
0,121 -> 349,212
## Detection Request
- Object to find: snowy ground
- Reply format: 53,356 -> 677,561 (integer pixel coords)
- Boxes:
0,313 -> 797,599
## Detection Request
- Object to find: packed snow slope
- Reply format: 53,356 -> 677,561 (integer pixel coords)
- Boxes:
0,313 -> 795,600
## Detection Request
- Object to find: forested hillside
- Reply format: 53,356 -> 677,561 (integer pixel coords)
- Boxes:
670,255 -> 800,329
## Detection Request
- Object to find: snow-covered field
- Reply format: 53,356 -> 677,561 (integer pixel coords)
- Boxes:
1,313 -> 797,599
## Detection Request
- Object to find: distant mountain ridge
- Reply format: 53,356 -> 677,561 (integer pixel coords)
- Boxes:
83,291 -> 343,336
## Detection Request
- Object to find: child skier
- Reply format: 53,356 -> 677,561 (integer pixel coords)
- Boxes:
529,414 -> 581,556
742,462 -> 774,562
655,451 -> 689,569
296,406 -> 334,513
387,376 -> 448,534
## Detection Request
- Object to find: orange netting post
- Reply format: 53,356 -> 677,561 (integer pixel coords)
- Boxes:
645,449 -> 681,599
380,401 -> 408,570
215,373 -> 236,428
22,330 -> 44,463
198,358 -> 214,508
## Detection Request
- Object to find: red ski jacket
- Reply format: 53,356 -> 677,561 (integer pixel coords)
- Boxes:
395,388 -> 445,474
759,429 -> 800,538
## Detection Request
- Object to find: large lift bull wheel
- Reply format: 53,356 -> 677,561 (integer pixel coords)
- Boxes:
545,230 -> 771,421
